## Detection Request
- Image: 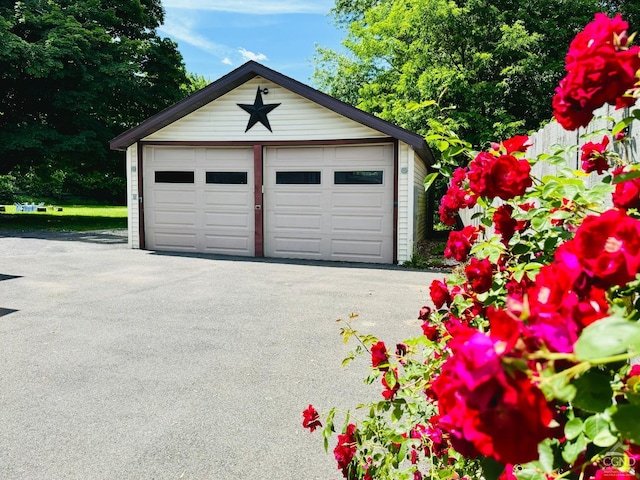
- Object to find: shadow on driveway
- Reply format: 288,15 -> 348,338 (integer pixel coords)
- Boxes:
0,229 -> 127,245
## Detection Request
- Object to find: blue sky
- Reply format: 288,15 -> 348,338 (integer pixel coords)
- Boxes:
159,0 -> 346,86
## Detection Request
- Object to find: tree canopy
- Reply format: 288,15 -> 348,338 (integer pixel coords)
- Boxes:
314,0 -> 640,147
0,0 -> 190,202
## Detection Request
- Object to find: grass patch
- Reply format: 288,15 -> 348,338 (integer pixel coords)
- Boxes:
0,205 -> 127,231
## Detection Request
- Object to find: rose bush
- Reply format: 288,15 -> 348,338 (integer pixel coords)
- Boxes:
304,13 -> 640,480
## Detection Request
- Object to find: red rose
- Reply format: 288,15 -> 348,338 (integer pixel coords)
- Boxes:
573,209 -> 640,287
302,404 -> 322,432
371,341 -> 389,370
625,364 -> 640,382
581,135 -> 610,174
553,13 -> 640,130
421,321 -> 439,341
493,205 -> 518,245
419,305 -> 432,320
468,151 -> 532,200
465,258 -> 493,294
526,263 -> 581,352
432,330 -> 553,464
429,279 -> 451,308
612,167 -> 640,210
444,226 -> 479,262
501,135 -> 532,154
439,169 -> 477,225
334,424 -> 357,477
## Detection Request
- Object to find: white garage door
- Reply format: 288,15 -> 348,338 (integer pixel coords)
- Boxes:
264,144 -> 394,263
144,147 -> 255,255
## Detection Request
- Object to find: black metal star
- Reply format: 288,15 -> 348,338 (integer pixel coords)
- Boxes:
237,87 -> 281,132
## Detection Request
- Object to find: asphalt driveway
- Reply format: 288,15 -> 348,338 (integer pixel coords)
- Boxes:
0,230 -> 440,480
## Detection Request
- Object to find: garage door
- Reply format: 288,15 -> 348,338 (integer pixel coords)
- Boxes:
264,145 -> 394,263
144,147 -> 255,255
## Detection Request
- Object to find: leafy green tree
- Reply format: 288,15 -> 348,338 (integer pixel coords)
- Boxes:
314,0 -> 640,147
181,72 -> 211,97
0,0 -> 189,203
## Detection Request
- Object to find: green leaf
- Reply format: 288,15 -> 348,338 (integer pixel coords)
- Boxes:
574,316 -> 640,361
584,414 -> 617,447
481,456 -> 506,480
561,433 -> 587,464
541,372 -> 577,402
565,417 -> 584,441
571,370 -> 613,413
538,439 -> 555,473
611,404 -> 640,444
515,466 -> 546,480
625,391 -> 640,405
612,117 -> 635,135
612,170 -> 640,184
424,172 -> 439,192
436,140 -> 450,152
391,402 -> 403,422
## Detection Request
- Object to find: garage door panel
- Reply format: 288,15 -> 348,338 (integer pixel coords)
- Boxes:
273,191 -> 323,209
204,191 -> 251,207
153,189 -> 197,206
335,144 -> 390,160
332,215 -> 384,233
154,232 -> 197,250
331,239 -> 384,258
332,192 -> 386,209
204,212 -> 251,228
154,210 -> 197,227
272,237 -> 322,256
275,213 -> 322,230
204,235 -> 250,253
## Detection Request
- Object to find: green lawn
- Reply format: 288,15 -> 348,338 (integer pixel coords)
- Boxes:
0,205 -> 127,231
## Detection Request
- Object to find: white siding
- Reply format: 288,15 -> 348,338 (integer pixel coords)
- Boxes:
144,77 -> 390,142
397,142 -> 411,263
413,153 -> 428,245
126,144 -> 139,248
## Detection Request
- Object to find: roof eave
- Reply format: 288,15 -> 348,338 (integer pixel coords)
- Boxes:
109,60 -> 433,166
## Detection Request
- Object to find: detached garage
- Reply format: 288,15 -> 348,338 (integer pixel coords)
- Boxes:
110,61 -> 433,264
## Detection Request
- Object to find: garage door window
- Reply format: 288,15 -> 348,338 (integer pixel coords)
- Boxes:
276,171 -> 321,184
334,170 -> 383,185
206,172 -> 248,184
155,171 -> 195,183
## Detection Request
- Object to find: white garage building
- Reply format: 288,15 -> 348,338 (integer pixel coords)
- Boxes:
110,61 -> 433,264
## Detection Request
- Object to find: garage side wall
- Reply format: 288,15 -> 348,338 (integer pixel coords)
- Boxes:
397,142 -> 412,263
126,144 -> 139,248
413,153 -> 428,245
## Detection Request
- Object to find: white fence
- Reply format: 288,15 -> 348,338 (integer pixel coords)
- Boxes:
458,104 -> 640,227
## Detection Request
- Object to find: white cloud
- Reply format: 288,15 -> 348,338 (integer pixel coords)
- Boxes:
162,0 -> 333,15
238,48 -> 268,62
158,15 -> 232,58
222,57 -> 233,66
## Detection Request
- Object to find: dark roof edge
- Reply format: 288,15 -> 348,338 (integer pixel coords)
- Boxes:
109,61 -> 434,164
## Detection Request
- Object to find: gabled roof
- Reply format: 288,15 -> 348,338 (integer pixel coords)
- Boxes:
109,61 -> 433,164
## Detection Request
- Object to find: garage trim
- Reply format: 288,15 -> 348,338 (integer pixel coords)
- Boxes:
254,144 -> 264,257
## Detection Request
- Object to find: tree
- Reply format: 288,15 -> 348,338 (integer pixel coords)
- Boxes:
314,0 -> 640,147
0,0 -> 189,203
